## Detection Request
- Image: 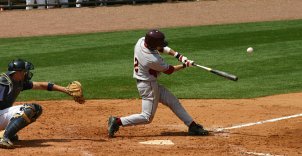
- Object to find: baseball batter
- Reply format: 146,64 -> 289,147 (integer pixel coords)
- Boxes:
108,29 -> 209,137
0,59 -> 84,148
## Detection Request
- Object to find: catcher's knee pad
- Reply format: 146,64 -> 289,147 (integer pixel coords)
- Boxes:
20,103 -> 43,123
3,104 -> 42,140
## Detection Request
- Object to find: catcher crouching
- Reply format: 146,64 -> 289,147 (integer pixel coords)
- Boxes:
0,59 -> 85,149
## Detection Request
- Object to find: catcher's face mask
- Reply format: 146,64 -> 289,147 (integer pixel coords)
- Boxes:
24,61 -> 34,81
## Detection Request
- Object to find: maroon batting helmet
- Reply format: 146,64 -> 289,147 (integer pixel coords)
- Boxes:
145,29 -> 168,50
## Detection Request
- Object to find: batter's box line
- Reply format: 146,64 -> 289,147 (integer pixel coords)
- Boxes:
230,144 -> 284,156
214,113 -> 302,132
244,151 -> 284,156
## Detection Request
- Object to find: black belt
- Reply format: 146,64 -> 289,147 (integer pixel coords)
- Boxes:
136,79 -> 143,82
137,79 -> 149,82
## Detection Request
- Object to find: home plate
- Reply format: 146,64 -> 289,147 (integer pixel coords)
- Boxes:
139,140 -> 174,145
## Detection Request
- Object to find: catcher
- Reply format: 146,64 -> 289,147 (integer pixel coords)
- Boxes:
0,59 -> 84,148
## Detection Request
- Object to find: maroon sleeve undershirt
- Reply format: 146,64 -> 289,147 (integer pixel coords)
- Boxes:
163,65 -> 175,75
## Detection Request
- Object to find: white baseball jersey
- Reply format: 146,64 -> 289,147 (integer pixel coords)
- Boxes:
133,37 -> 172,81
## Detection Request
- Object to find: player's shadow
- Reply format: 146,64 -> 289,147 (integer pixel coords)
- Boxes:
160,131 -> 216,137
144,131 -> 215,137
126,131 -> 215,138
120,132 -> 187,138
13,138 -> 106,148
160,131 -> 189,136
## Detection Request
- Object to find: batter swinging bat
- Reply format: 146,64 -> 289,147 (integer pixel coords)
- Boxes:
193,63 -> 238,81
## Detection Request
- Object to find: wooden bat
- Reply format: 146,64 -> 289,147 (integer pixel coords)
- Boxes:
193,63 -> 238,81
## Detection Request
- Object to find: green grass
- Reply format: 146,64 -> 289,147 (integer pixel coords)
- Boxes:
1,19 -> 302,101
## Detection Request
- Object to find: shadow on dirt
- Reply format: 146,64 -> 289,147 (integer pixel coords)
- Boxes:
161,131 -> 217,137
116,131 -> 189,138
13,138 -> 106,148
160,131 -> 189,136
122,131 -> 214,138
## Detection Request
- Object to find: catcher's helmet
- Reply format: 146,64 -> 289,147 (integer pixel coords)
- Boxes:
7,59 -> 34,80
145,29 -> 168,50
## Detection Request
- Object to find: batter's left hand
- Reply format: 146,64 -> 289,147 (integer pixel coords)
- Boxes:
180,55 -> 188,63
174,52 -> 188,63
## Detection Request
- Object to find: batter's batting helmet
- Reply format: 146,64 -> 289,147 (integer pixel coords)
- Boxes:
8,59 -> 34,80
145,29 -> 168,50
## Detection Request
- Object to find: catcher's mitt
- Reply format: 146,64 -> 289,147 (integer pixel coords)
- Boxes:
65,81 -> 85,104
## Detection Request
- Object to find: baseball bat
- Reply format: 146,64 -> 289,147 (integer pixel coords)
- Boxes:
193,63 -> 238,81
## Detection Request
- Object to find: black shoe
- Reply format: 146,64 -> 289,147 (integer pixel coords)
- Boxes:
108,116 -> 120,138
188,124 -> 209,136
10,134 -> 19,142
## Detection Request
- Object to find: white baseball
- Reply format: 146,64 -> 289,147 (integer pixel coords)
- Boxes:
247,47 -> 253,53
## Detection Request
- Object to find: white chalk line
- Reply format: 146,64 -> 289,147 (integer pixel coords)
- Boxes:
215,113 -> 302,132
81,151 -> 94,156
244,151 -> 284,156
221,114 -> 301,156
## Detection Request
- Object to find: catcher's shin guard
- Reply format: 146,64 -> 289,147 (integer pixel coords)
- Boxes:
3,103 -> 42,142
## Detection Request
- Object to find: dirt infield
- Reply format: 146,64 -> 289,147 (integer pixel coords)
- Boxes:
2,93 -> 302,155
0,0 -> 302,155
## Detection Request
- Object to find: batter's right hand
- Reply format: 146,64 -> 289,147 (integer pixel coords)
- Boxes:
179,55 -> 188,63
183,60 -> 194,68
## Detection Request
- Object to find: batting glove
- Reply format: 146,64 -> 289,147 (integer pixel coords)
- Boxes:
183,60 -> 194,68
174,52 -> 188,63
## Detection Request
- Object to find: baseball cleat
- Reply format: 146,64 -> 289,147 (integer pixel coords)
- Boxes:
188,124 -> 209,136
0,137 -> 14,149
108,116 -> 120,138
10,134 -> 19,142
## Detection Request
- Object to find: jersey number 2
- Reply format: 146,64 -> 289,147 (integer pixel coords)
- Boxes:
134,57 -> 139,73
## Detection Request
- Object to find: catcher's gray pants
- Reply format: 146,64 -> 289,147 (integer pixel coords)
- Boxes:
120,80 -> 193,127
0,105 -> 23,130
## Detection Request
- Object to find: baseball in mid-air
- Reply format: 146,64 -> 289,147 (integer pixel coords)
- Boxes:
247,47 -> 254,53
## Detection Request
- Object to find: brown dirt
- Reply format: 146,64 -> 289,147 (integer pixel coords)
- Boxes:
2,93 -> 302,156
0,0 -> 302,155
1,0 -> 302,38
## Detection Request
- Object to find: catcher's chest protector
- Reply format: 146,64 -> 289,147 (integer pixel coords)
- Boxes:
0,73 -> 23,110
